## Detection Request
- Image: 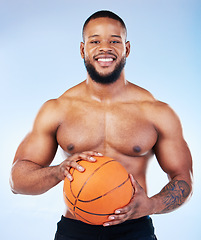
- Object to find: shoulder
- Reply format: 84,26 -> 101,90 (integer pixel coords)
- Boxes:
149,101 -> 180,124
59,81 -> 86,100
127,83 -> 182,136
146,100 -> 183,138
127,83 -> 179,122
37,98 -> 62,118
33,82 -> 86,131
39,82 -> 86,114
33,99 -> 61,133
127,82 -> 155,102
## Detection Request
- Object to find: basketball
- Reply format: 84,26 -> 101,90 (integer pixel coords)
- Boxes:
63,156 -> 134,225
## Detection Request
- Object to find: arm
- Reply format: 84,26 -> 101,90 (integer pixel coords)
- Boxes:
103,103 -> 193,226
150,104 -> 193,214
10,100 -> 60,195
10,100 -> 99,195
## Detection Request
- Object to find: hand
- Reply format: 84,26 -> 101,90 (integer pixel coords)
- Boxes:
103,174 -> 155,226
57,151 -> 103,181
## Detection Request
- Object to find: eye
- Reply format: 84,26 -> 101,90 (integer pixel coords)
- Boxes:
90,40 -> 100,44
110,40 -> 120,44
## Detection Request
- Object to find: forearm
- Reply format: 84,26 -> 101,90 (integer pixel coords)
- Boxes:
151,177 -> 192,214
10,160 -> 61,195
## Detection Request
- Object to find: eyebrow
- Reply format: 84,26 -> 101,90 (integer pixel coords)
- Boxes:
88,34 -> 122,39
88,34 -> 99,38
111,35 -> 122,38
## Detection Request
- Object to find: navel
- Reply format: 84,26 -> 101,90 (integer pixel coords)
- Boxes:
133,146 -> 141,153
67,144 -> 75,151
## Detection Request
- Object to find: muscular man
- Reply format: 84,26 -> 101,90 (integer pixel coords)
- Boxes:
10,10 -> 193,240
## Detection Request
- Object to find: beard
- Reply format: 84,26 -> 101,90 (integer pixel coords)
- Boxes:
84,55 -> 126,85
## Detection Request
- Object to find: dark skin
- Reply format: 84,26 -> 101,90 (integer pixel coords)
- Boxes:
10,17 -> 193,227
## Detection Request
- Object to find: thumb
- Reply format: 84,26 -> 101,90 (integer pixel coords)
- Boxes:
129,174 -> 142,193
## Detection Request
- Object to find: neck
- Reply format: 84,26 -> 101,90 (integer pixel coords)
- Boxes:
85,71 -> 128,103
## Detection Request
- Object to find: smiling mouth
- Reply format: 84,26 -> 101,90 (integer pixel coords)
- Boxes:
97,58 -> 114,62
94,54 -> 117,66
94,53 -> 117,61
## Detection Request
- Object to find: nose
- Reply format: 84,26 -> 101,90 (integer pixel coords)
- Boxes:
99,41 -> 112,52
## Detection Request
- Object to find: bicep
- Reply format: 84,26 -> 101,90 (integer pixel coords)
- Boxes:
153,105 -> 192,182
154,136 -> 192,181
13,100 -> 59,167
14,131 -> 58,167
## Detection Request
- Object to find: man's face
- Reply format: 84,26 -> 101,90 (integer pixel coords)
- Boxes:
80,17 -> 130,84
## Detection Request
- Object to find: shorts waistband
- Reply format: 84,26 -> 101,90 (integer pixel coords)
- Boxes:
57,215 -> 153,236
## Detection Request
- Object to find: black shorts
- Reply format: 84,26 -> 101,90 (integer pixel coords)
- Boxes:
54,216 -> 157,240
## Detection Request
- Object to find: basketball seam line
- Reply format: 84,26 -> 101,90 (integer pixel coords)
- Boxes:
78,175 -> 130,203
71,160 -> 116,200
71,160 -> 116,213
64,175 -> 131,216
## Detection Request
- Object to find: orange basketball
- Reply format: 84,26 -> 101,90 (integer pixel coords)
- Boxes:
63,156 -> 134,225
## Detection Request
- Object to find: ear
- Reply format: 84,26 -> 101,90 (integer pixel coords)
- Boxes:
125,41 -> 130,58
80,42 -> 85,59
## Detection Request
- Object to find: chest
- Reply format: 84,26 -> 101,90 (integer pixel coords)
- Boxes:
56,103 -> 158,157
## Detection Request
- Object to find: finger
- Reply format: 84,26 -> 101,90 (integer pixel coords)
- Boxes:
103,215 -> 126,227
65,172 -> 73,181
66,159 -> 85,172
78,153 -> 97,162
104,206 -> 135,226
115,194 -> 140,214
115,203 -> 132,215
63,151 -> 103,181
103,220 -> 120,227
129,174 -> 135,186
83,151 -> 103,157
129,174 -> 144,194
61,166 -> 73,181
108,213 -> 127,221
129,174 -> 141,192
63,162 -> 84,182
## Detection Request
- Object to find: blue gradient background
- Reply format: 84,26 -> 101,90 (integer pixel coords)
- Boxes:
0,0 -> 200,239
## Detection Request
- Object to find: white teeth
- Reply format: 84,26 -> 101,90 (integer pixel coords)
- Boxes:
97,58 -> 113,62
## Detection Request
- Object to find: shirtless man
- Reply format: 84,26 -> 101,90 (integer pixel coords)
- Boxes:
10,10 -> 193,240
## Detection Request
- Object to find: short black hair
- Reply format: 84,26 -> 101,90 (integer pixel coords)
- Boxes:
82,10 -> 127,41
